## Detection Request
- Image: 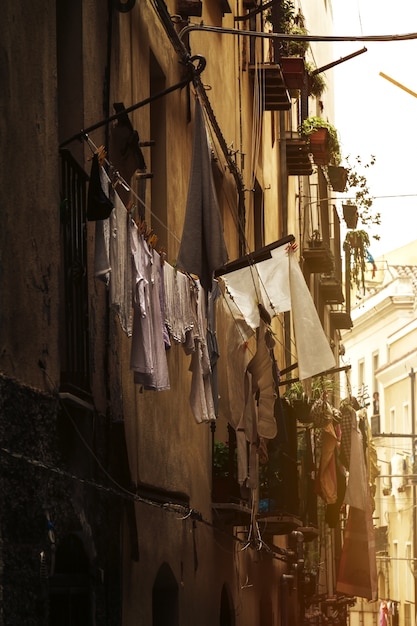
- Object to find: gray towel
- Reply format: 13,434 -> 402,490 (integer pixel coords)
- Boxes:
177,99 -> 228,291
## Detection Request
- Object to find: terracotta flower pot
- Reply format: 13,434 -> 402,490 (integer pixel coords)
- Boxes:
328,166 -> 348,192
308,127 -> 330,165
342,204 -> 359,229
280,57 -> 305,90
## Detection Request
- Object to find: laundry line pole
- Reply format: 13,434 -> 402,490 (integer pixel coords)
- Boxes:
59,55 -> 207,148
178,23 -> 417,44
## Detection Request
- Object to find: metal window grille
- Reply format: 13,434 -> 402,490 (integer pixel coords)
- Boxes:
59,149 -> 90,394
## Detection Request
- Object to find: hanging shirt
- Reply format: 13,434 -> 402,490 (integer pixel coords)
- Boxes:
129,221 -> 170,391
163,262 -> 194,344
93,164 -> 133,336
183,278 -> 216,424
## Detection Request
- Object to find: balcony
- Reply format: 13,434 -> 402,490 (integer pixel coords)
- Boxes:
303,242 -> 334,274
249,64 -> 291,111
286,135 -> 313,176
319,274 -> 344,304
329,309 -> 353,330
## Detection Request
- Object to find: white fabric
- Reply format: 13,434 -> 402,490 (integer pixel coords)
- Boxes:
163,262 -> 194,343
288,252 -> 336,379
344,421 -> 368,511
220,245 -> 291,330
218,243 -> 335,380
184,279 -> 216,423
129,222 -> 170,391
98,166 -> 133,336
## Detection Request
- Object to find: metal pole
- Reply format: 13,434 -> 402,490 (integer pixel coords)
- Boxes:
410,368 -> 417,626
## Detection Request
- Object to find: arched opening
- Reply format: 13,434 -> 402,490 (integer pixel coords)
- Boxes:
220,583 -> 235,626
152,562 -> 179,626
49,533 -> 91,626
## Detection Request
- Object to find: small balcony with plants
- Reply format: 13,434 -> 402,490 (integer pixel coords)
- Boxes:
212,439 -> 252,525
249,1 -> 326,112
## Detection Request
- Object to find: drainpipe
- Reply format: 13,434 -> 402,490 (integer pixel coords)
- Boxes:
410,368 -> 417,621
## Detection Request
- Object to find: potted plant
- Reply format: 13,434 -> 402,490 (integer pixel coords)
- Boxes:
281,56 -> 306,90
307,229 -> 323,248
344,229 -> 371,292
212,441 -> 239,502
303,230 -> 334,273
342,203 -> 358,228
343,155 -> 380,231
299,116 -> 341,166
328,165 -> 349,193
283,377 -> 338,424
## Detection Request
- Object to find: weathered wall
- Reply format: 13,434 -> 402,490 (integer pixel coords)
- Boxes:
0,1 -> 60,390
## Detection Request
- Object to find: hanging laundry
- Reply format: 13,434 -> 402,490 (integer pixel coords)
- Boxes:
246,320 -> 278,440
288,249 -> 336,379
380,601 -> 389,626
163,262 -> 195,344
109,102 -> 147,205
206,280 -> 222,417
336,500 -> 377,600
317,420 -> 339,505
130,220 -> 170,391
219,240 -> 292,329
344,410 -> 368,511
182,278 -> 216,423
177,98 -> 228,292
218,239 -> 335,380
92,163 -> 133,336
87,152 -> 114,221
339,397 -> 360,469
216,289 -> 255,486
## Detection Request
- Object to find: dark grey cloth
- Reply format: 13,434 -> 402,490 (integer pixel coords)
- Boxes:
177,99 -> 228,292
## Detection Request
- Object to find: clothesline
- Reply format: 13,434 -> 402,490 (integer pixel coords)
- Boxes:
83,133 -> 181,245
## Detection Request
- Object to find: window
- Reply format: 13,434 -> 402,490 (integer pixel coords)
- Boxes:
404,603 -> 411,626
220,584 -> 235,626
49,533 -> 91,626
253,180 -> 265,251
403,402 -> 410,434
60,149 -> 90,396
372,351 -> 379,393
358,359 -> 365,391
390,408 -> 396,433
152,563 -> 179,626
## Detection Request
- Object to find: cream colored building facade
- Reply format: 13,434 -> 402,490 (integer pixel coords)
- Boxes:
342,241 -> 417,626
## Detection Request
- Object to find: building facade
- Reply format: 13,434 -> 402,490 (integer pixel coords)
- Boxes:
341,241 -> 417,626
0,1 -> 372,625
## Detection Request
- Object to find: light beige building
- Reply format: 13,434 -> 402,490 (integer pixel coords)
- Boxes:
342,240 -> 417,626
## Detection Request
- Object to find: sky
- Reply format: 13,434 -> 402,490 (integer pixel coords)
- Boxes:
331,0 -> 417,258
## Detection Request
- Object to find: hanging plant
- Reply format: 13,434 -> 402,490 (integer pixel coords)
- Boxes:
343,155 -> 381,234
344,229 -> 371,293
305,62 -> 326,98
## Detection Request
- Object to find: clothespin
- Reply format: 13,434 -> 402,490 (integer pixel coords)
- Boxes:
146,230 -> 158,249
159,247 -> 167,265
94,145 -> 107,166
87,145 -> 107,165
136,216 -> 147,235
125,200 -> 135,216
